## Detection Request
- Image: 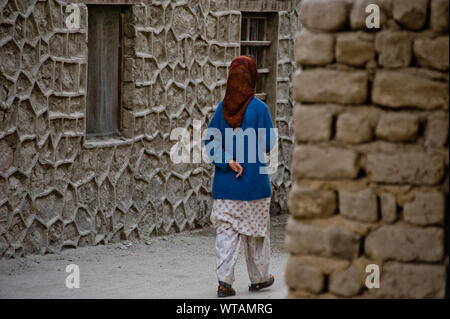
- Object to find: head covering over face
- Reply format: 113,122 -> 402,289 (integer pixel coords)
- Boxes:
222,55 -> 257,129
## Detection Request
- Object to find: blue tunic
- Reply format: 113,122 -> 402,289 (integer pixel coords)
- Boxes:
204,97 -> 277,201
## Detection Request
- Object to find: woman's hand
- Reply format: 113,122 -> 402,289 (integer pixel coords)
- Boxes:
228,160 -> 243,178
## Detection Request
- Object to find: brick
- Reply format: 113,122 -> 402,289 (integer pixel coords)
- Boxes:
393,0 -> 428,31
430,0 -> 449,32
295,30 -> 335,66
285,255 -> 350,275
288,185 -> 337,219
425,113 -> 449,148
294,106 -> 332,142
123,84 -> 148,111
309,215 -> 375,237
414,36 -> 449,71
339,189 -> 378,222
300,0 -> 349,32
366,152 -> 445,185
372,70 -> 449,109
374,262 -> 446,298
293,69 -> 369,104
403,191 -> 446,225
336,112 -> 373,144
380,193 -> 397,223
375,31 -> 412,68
375,112 -> 420,142
329,258 -> 370,297
285,255 -> 324,293
121,109 -> 134,138
336,33 -> 375,67
286,217 -> 361,259
365,225 -> 444,262
123,58 -> 136,82
286,219 -> 325,256
292,146 -> 360,180
329,267 -> 362,297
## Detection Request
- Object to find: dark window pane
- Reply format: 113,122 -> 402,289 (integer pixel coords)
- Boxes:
249,18 -> 264,41
240,14 -> 270,100
86,5 -> 121,136
248,46 -> 265,68
241,18 -> 248,41
256,74 -> 266,94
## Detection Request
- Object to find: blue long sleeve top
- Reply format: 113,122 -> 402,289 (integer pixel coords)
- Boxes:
204,96 -> 277,201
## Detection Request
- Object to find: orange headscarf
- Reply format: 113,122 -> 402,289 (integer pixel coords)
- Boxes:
222,56 -> 257,129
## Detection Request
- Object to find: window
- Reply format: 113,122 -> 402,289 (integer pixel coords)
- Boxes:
241,15 -> 269,101
240,13 -> 278,122
86,5 -> 124,137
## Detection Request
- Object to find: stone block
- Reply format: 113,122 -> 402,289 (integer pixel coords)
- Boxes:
375,112 -> 420,142
294,106 -> 333,142
285,256 -> 324,293
430,0 -> 449,32
288,185 -> 337,219
339,189 -> 378,222
414,36 -> 449,71
300,0 -> 349,31
285,255 -> 350,275
365,224 -> 444,262
329,258 -> 370,297
375,31 -> 412,68
336,112 -> 373,144
366,152 -> 445,185
372,70 -> 449,109
403,191 -> 446,225
336,33 -> 375,67
295,30 -> 335,66
392,0 -> 428,30
374,262 -> 446,298
286,217 -> 361,259
380,192 -> 397,223
292,146 -> 360,180
293,69 -> 369,104
124,58 -> 135,82
123,84 -> 148,111
425,113 -> 449,148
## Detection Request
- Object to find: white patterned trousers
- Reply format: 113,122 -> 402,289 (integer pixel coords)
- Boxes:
215,225 -> 271,285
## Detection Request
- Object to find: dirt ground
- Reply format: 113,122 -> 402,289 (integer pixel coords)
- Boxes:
0,215 -> 289,299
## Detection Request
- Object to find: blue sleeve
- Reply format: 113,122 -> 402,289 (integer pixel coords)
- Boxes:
204,106 -> 233,171
259,106 -> 277,153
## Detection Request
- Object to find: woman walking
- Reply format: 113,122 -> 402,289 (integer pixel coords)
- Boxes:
204,55 -> 277,297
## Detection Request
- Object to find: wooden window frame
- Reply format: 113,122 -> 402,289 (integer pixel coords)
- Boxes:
241,15 -> 270,101
70,0 -> 141,4
240,13 -> 278,124
85,4 -> 126,138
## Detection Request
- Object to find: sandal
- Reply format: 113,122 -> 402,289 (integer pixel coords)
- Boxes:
249,274 -> 275,292
217,281 -> 236,297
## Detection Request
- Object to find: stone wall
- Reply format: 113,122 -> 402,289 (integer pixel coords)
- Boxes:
286,0 -> 449,298
0,0 -> 297,257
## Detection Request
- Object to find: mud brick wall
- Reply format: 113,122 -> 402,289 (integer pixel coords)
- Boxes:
286,0 -> 449,298
0,0 -> 298,257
